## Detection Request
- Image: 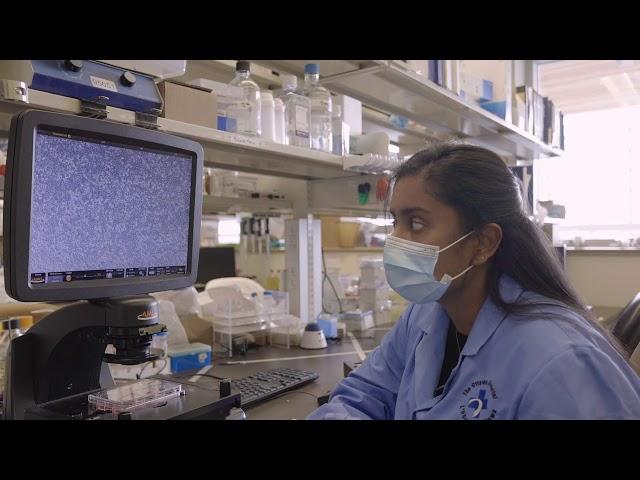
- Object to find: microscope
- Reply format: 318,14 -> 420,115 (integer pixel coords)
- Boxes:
2,109 -> 241,419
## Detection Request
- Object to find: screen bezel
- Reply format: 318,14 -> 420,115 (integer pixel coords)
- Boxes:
4,109 -> 203,302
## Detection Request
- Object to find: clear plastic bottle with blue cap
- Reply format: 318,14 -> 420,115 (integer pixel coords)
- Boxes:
228,61 -> 261,137
302,64 -> 332,153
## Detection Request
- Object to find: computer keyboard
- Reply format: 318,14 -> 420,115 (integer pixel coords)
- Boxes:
230,368 -> 319,408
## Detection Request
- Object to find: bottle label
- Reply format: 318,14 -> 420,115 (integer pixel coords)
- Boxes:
311,98 -> 331,110
295,105 -> 310,138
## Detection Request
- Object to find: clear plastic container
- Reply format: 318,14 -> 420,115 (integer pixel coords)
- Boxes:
342,309 -> 375,332
260,91 -> 276,142
202,288 -> 298,355
88,378 -> 183,415
277,74 -> 311,148
151,331 -> 168,358
359,256 -> 391,327
274,98 -> 286,144
360,257 -> 388,289
303,64 -> 332,152
228,61 -> 261,137
332,105 -> 350,156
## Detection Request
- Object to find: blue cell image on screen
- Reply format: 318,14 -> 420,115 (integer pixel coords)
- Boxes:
29,130 -> 193,282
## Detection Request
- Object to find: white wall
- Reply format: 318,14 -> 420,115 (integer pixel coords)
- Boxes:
236,249 -> 640,310
566,251 -> 640,308
235,251 -> 285,286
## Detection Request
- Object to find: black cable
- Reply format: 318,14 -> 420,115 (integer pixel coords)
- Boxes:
320,247 -> 330,313
173,373 -> 227,381
135,358 -> 168,380
211,338 -> 236,358
321,247 -> 343,314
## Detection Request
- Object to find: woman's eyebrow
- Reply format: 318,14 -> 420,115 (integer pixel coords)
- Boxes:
398,207 -> 432,216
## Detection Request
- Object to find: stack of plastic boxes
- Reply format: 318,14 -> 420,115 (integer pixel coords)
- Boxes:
203,289 -> 300,357
358,258 -> 392,326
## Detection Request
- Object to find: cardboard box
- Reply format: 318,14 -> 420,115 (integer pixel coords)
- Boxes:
320,216 -> 341,248
188,79 -> 243,132
157,81 -> 217,129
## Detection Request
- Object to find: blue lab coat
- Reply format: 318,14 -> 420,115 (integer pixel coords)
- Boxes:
308,275 -> 640,419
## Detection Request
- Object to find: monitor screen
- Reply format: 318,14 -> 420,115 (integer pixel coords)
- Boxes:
196,247 -> 236,286
4,110 -> 203,301
28,129 -> 192,286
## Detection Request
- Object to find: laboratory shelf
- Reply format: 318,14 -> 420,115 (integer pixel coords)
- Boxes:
185,60 -> 430,146
0,89 -> 358,181
202,195 -> 292,214
250,60 -> 564,162
158,117 -> 352,180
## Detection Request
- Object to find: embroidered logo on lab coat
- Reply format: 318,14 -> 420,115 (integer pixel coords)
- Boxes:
459,379 -> 498,420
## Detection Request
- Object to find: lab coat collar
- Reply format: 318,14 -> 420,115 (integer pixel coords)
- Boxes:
462,275 -> 523,357
411,275 -> 524,417
416,274 -> 524,357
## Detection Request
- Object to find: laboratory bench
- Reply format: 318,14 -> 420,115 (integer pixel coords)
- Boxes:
2,301 -> 623,421
164,304 -> 624,420
163,327 -> 391,420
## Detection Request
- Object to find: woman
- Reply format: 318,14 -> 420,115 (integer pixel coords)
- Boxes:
308,143 -> 640,420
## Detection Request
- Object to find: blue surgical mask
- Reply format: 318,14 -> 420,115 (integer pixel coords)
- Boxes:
383,231 -> 474,304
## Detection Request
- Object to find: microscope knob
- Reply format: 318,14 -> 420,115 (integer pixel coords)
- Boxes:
121,71 -> 137,87
64,60 -> 83,72
219,379 -> 232,397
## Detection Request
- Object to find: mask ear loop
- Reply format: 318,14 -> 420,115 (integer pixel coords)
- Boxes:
438,229 -> 477,283
445,264 -> 475,283
439,230 -> 475,254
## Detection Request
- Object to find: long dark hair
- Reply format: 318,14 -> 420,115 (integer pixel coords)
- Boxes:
392,142 -> 626,356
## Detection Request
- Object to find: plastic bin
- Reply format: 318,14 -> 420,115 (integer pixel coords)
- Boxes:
167,343 -> 212,373
201,288 -> 297,356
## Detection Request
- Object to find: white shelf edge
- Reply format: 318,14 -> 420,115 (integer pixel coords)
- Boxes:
0,89 -> 357,181
250,60 -> 564,160
378,61 -> 564,158
157,117 -> 344,166
202,195 -> 292,213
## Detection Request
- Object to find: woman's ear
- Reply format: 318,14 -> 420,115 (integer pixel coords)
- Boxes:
474,223 -> 502,265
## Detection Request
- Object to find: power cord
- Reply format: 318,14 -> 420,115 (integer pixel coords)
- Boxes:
136,358 -> 168,380
322,247 -> 343,314
173,373 -> 227,381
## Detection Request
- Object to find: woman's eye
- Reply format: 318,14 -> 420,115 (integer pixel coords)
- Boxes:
410,219 -> 424,231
